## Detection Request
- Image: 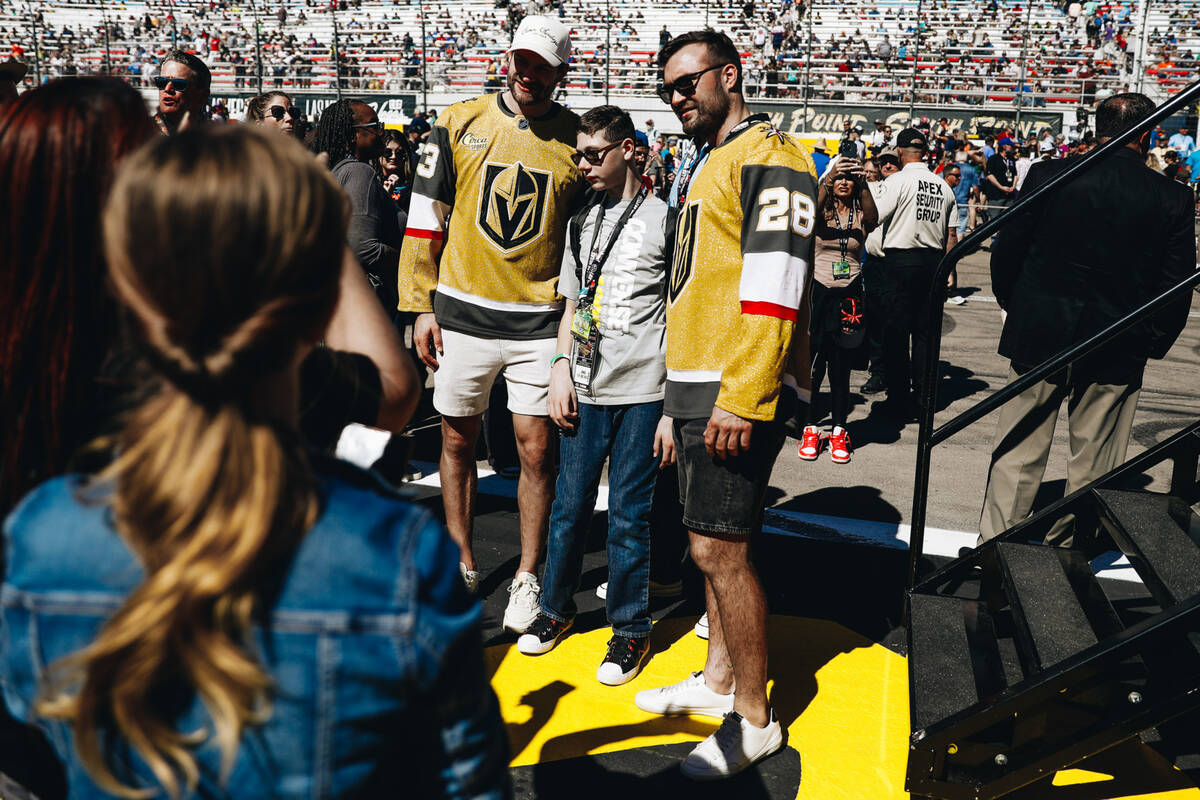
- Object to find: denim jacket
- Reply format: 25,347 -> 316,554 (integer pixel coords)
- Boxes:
1,456 -> 510,799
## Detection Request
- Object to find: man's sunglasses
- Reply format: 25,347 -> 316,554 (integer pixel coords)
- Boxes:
570,141 -> 622,166
154,76 -> 190,91
353,120 -> 385,134
268,105 -> 298,120
656,63 -> 730,104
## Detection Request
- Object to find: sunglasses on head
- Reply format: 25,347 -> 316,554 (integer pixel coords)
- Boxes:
353,120 -> 385,134
268,104 -> 298,120
154,76 -> 190,91
570,141 -> 622,166
656,63 -> 730,104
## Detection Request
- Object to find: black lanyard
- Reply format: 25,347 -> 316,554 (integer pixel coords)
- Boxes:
580,183 -> 649,306
830,201 -> 856,263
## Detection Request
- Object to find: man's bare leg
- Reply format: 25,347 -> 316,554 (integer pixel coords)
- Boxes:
691,530 -> 769,726
698,569 -> 734,695
511,413 -> 556,575
441,414 -> 483,570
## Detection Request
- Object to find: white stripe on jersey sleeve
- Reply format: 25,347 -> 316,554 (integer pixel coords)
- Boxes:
739,250 -> 808,318
667,368 -> 723,382
407,191 -> 449,233
436,283 -> 564,313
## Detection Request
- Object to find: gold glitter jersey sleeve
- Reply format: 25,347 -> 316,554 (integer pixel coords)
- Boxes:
665,121 -> 817,421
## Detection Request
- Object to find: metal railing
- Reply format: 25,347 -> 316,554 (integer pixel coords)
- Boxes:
905,76 -> 1200,591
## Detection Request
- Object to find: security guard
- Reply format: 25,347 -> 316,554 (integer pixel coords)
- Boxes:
871,128 -> 959,420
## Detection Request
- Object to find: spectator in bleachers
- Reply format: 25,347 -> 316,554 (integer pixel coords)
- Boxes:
1169,125 -> 1196,156
153,50 -> 210,136
1,124 -> 509,800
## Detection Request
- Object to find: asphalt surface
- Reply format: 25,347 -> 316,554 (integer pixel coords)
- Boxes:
774,241 -> 1200,537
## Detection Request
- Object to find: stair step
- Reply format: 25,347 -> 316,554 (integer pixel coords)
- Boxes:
1094,489 -> 1200,607
997,543 -> 1106,673
909,593 -> 1000,731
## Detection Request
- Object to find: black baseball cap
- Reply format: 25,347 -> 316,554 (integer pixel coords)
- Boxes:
897,127 -> 927,150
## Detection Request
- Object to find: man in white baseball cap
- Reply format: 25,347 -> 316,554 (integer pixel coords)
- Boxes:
397,12 -> 584,632
510,15 -> 572,68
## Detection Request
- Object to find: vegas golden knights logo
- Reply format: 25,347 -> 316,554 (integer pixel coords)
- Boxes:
478,162 -> 550,252
668,201 -> 700,303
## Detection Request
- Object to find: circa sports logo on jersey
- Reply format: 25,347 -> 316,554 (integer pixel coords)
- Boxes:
477,161 -> 550,251
462,132 -> 489,151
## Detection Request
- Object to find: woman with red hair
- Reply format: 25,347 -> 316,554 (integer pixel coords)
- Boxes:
0,77 -> 156,517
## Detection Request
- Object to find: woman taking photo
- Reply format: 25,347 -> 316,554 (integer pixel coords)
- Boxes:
1,126 -> 507,799
798,157 -> 878,465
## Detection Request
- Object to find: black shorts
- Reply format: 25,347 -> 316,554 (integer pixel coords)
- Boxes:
673,415 -> 788,537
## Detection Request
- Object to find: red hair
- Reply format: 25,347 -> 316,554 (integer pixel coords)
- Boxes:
0,77 -> 155,513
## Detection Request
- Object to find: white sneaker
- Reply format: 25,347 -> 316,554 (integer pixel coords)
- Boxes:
597,579 -> 681,600
634,671 -> 734,719
459,562 -> 479,594
694,612 -> 709,639
503,572 -> 542,633
681,710 -> 784,780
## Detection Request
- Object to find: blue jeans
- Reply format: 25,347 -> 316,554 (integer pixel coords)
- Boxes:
541,401 -> 661,639
957,202 -> 970,236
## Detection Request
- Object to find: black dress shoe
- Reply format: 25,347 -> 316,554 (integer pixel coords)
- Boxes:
860,372 -> 887,395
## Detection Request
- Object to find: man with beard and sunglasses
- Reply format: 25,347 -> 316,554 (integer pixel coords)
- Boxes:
397,16 -> 584,633
632,29 -> 817,780
153,50 -> 210,136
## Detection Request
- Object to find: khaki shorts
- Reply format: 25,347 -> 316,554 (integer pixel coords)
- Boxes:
432,329 -> 556,418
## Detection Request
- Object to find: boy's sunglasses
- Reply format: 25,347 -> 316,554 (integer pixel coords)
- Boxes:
656,63 -> 730,104
153,76 -> 190,91
570,141 -> 621,166
353,120 -> 385,134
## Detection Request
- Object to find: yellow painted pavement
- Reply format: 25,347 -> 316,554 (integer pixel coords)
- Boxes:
488,614 -> 1200,800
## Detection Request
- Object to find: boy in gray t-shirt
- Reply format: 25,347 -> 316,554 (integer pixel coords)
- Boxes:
516,106 -> 671,687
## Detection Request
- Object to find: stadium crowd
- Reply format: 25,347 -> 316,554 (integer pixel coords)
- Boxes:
0,5 -> 1197,798
1,0 -> 1194,103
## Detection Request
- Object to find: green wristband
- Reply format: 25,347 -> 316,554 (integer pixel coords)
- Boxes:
550,352 -> 570,367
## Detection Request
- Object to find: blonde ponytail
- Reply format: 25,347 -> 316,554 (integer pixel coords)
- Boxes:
36,125 -> 347,798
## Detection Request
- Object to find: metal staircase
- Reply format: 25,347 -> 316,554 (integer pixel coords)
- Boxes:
904,78 -> 1200,800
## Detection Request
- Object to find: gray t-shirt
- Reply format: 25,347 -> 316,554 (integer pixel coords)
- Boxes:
559,192 -> 669,405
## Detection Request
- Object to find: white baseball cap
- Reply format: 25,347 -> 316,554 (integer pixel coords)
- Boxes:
509,16 -> 572,67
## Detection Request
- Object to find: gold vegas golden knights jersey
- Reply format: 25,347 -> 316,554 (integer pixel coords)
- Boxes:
396,93 -> 584,339
665,115 -> 817,422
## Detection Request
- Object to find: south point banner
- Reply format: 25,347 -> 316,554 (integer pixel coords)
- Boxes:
747,101 -> 1064,138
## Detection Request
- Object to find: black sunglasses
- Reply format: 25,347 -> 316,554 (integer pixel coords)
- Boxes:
268,105 -> 298,120
153,76 -> 190,91
656,63 -> 730,104
353,120 -> 385,134
570,141 -> 622,166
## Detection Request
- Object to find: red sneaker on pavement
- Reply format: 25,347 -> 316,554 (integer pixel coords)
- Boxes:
798,425 -> 823,461
828,427 -> 852,464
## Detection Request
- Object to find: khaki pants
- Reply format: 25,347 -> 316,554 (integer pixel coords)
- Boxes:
978,365 -> 1141,545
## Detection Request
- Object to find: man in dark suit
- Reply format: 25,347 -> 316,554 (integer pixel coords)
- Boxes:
979,93 -> 1197,544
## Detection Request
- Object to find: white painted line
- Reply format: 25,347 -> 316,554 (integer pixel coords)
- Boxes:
397,461 -> 1142,584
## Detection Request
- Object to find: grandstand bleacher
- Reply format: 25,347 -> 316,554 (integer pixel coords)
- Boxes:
1,0 -> 1195,120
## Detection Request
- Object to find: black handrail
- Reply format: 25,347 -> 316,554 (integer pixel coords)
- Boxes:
906,79 -> 1200,591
